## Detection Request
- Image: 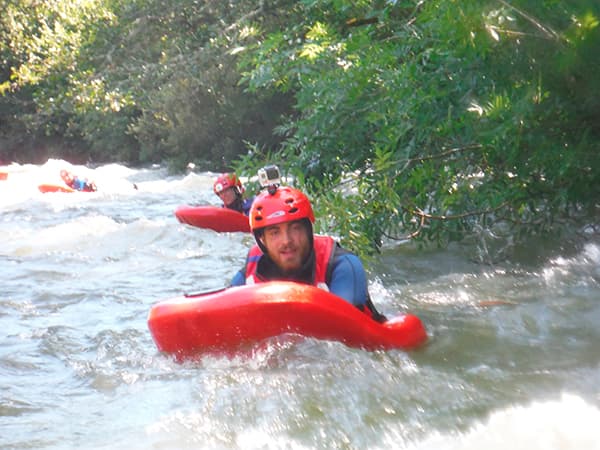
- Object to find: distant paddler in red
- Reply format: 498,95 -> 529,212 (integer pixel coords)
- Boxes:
60,169 -> 97,192
213,172 -> 254,216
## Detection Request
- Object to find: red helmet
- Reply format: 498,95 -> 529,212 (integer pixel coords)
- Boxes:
249,186 -> 314,231
213,173 -> 244,195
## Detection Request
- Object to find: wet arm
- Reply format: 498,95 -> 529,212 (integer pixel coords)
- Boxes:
229,269 -> 246,287
328,253 -> 369,307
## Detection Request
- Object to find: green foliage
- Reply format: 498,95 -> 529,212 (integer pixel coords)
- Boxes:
236,0 -> 600,259
1,0 -> 294,165
0,0 -> 134,160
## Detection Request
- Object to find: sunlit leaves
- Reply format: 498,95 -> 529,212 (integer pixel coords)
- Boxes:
2,0 -> 297,164
3,0 -> 114,86
235,0 -> 600,259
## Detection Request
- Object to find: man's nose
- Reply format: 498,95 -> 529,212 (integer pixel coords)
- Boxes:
275,225 -> 289,243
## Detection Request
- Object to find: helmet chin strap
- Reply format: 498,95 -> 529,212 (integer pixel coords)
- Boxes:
305,219 -> 314,248
254,231 -> 268,255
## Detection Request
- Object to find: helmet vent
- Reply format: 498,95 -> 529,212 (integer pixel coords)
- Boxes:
288,207 -> 298,214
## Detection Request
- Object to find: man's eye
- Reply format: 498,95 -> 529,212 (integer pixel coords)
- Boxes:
266,229 -> 280,238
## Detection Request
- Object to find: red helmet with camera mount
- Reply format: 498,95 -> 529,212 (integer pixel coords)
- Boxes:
249,186 -> 314,232
213,173 -> 244,195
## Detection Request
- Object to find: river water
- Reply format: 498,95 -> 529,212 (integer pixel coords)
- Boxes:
1,160 -> 599,450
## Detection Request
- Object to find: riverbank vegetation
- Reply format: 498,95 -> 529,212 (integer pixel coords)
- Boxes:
1,0 -> 599,258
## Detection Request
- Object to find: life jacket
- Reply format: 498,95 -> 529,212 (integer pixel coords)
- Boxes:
73,177 -> 96,192
241,197 -> 255,216
244,235 -> 336,291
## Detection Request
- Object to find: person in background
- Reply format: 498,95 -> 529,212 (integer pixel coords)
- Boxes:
229,182 -> 387,322
213,172 -> 254,216
60,169 -> 97,192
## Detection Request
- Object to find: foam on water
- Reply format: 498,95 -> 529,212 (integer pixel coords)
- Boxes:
397,393 -> 600,450
2,159 -> 600,450
0,215 -> 124,256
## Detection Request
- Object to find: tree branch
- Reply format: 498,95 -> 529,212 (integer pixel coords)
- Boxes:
495,0 -> 561,41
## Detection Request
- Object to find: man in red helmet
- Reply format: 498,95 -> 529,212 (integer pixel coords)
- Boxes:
230,184 -> 386,322
213,172 -> 254,216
